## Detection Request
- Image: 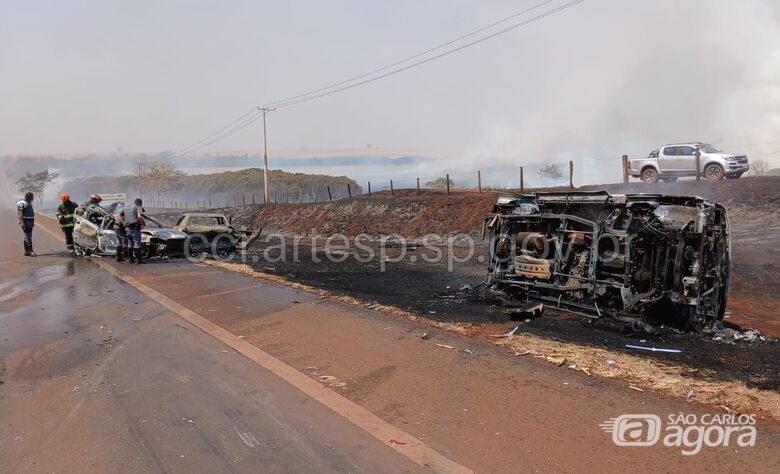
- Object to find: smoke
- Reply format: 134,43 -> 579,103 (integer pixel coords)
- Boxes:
455,0 -> 780,184
2,0 -> 779,189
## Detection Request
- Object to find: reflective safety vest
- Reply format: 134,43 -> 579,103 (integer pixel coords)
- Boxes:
57,200 -> 77,228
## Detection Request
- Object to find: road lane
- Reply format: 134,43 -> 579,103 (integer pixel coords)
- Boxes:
0,212 -> 424,473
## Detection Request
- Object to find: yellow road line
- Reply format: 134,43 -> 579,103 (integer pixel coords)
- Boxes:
36,215 -> 473,473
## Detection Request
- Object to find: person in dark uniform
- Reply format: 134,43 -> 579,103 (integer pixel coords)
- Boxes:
122,198 -> 146,264
56,193 -> 77,253
17,192 -> 36,256
113,201 -> 128,262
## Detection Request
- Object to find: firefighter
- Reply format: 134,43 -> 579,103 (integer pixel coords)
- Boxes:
81,193 -> 103,207
113,201 -> 128,262
56,193 -> 77,253
17,192 -> 36,256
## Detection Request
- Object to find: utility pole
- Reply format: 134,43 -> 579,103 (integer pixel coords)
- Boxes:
259,107 -> 276,204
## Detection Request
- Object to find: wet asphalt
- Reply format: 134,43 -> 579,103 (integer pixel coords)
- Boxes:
0,212 -> 421,473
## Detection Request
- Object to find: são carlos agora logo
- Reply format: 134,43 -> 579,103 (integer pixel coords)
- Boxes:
600,413 -> 757,455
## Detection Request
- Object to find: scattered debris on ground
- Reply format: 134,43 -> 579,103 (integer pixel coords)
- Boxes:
495,333 -> 780,421
711,327 -> 771,344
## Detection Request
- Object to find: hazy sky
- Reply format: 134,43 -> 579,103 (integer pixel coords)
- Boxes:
2,0 -> 780,168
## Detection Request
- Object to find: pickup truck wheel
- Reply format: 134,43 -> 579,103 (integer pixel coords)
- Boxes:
704,164 -> 724,181
640,168 -> 659,183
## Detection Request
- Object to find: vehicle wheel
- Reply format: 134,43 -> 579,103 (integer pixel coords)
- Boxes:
140,246 -> 153,260
661,177 -> 678,183
640,168 -> 659,183
216,247 -> 237,259
703,164 -> 724,181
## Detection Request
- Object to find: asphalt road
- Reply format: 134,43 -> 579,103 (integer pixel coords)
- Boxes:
2,211 -> 780,473
0,214 -> 423,473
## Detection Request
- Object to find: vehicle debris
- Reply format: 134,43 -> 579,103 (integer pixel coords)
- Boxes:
504,303 -> 544,321
625,344 -> 682,354
711,327 -> 770,344
174,212 -> 261,257
487,191 -> 731,331
435,343 -> 455,349
73,202 -> 189,259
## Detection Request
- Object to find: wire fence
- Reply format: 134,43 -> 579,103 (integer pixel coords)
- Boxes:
146,155 -> 641,211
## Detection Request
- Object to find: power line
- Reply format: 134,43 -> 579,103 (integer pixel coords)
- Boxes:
175,108 -> 259,156
174,112 -> 263,158
259,0 -> 559,109
269,0 -> 585,109
169,0 -> 584,157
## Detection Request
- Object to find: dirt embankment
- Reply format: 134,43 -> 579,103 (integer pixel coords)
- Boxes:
236,176 -> 779,238
248,192 -> 498,238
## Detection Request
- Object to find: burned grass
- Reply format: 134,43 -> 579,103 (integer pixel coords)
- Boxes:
206,251 -> 780,421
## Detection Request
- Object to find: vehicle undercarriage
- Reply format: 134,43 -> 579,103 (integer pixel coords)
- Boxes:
486,192 -> 731,330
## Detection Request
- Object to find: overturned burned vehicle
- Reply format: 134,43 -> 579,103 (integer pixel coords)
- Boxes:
486,192 -> 730,330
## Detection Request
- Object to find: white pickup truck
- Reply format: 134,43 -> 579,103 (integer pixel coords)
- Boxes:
629,142 -> 749,182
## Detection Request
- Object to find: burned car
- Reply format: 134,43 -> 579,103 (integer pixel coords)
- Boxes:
139,215 -> 189,259
486,191 -> 730,330
173,212 -> 261,256
73,204 -> 188,260
72,203 -> 120,255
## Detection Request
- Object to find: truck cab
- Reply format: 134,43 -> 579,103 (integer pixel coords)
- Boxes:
629,142 -> 749,182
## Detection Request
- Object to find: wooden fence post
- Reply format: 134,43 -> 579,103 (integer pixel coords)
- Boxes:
389,180 -> 394,196
446,174 -> 450,195
347,183 -> 352,198
477,170 -> 482,193
520,167 -> 524,192
252,193 -> 256,205
327,185 -> 332,201
209,199 -> 212,208
299,188 -> 303,203
242,194 -> 246,206
569,160 -> 574,188
416,177 -> 420,195
368,181 -> 372,197
622,155 -> 629,184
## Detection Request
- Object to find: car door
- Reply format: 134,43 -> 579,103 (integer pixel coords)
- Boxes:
658,146 -> 678,171
675,145 -> 697,173
73,208 -> 99,251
